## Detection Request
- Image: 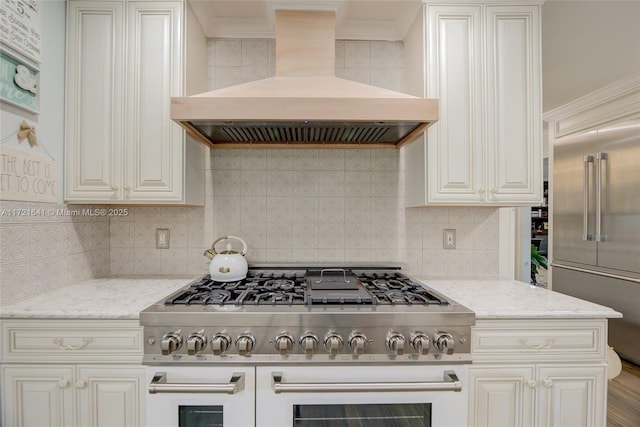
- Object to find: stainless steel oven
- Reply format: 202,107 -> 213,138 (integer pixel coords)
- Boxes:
141,266 -> 475,426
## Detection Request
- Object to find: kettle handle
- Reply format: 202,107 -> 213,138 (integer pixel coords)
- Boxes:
210,235 -> 248,256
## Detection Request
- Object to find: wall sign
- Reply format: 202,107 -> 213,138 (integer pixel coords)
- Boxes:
0,0 -> 41,64
0,121 -> 57,203
0,50 -> 39,113
0,146 -> 58,202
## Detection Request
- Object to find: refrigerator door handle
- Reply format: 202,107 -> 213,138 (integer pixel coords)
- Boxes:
583,155 -> 594,241
596,152 -> 608,242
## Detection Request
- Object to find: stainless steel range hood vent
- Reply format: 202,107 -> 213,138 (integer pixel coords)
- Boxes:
172,10 -> 438,148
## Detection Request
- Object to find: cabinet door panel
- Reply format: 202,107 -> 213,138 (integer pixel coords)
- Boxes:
469,367 -> 534,427
426,6 -> 484,203
536,365 -> 606,427
485,6 -> 542,203
126,2 -> 184,201
77,366 -> 145,427
65,1 -> 124,201
2,366 -> 74,427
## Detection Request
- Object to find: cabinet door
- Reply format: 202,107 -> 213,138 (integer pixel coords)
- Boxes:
469,366 -> 535,427
425,5 -> 484,203
77,366 -> 145,427
125,1 -> 185,202
2,365 -> 75,427
536,365 -> 606,427
65,1 -> 125,202
485,6 -> 542,204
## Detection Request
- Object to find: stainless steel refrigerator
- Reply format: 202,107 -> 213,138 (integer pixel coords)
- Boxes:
552,115 -> 640,365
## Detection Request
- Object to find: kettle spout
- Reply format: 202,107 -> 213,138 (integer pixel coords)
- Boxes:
203,249 -> 214,260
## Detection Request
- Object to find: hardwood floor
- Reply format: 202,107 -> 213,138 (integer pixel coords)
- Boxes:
608,360 -> 640,426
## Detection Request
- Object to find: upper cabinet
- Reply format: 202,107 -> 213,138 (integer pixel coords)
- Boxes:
65,0 -> 207,205
405,3 -> 543,206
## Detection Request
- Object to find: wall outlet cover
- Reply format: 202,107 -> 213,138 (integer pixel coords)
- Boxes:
443,229 -> 456,249
156,228 -> 170,249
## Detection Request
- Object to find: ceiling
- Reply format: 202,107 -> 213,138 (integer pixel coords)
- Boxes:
188,0 -> 422,40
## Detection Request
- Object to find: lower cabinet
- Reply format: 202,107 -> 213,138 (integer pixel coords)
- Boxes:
2,365 -> 146,427
470,364 -> 606,427
469,319 -> 608,427
469,366 -> 535,427
1,319 -> 146,427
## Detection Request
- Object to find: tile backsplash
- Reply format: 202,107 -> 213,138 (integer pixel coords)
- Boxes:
108,38 -> 500,280
0,202 -> 110,306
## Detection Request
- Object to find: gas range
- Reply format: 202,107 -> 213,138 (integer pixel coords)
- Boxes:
140,266 -> 475,365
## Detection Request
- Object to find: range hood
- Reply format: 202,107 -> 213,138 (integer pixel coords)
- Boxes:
171,10 -> 438,148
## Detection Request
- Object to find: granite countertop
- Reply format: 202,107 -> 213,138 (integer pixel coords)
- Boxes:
0,276 -> 622,320
419,278 -> 622,319
0,276 -> 197,320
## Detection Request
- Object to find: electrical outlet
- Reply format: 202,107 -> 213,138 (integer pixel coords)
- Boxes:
156,228 -> 170,249
443,229 -> 456,249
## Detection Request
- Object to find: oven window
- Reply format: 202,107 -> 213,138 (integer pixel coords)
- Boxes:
178,405 -> 223,427
293,403 -> 432,427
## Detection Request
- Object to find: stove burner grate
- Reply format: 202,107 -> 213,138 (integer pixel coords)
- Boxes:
164,272 -> 449,307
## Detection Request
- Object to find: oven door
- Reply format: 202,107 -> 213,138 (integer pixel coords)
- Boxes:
256,365 -> 469,427
145,366 -> 255,427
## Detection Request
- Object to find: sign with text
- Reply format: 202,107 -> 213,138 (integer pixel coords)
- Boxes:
0,145 -> 57,202
0,51 -> 39,113
0,0 -> 41,64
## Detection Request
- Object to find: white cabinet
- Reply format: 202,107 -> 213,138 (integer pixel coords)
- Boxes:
469,320 -> 608,427
1,320 -> 146,427
405,3 -> 542,206
65,0 -> 206,205
2,365 -> 145,427
537,365 -> 606,427
2,366 -> 75,426
469,366 -> 535,427
470,365 -> 606,427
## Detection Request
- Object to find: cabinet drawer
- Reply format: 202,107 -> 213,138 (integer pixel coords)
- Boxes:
2,320 -> 142,362
472,320 -> 607,361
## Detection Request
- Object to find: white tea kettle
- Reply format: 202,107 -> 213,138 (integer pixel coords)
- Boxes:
203,235 -> 249,282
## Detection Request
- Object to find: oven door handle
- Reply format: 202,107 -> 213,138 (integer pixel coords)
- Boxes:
271,370 -> 461,393
148,372 -> 245,394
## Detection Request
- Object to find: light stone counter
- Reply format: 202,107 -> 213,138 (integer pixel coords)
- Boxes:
0,276 -> 196,319
0,276 -> 622,320
418,278 -> 622,319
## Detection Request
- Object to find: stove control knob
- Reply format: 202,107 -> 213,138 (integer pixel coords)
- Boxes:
274,332 -> 294,356
299,333 -> 319,356
348,331 -> 368,355
323,332 -> 344,355
160,330 -> 183,356
386,332 -> 406,356
211,333 -> 231,356
186,330 -> 207,355
410,332 -> 430,355
434,332 -> 455,355
235,333 -> 255,356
